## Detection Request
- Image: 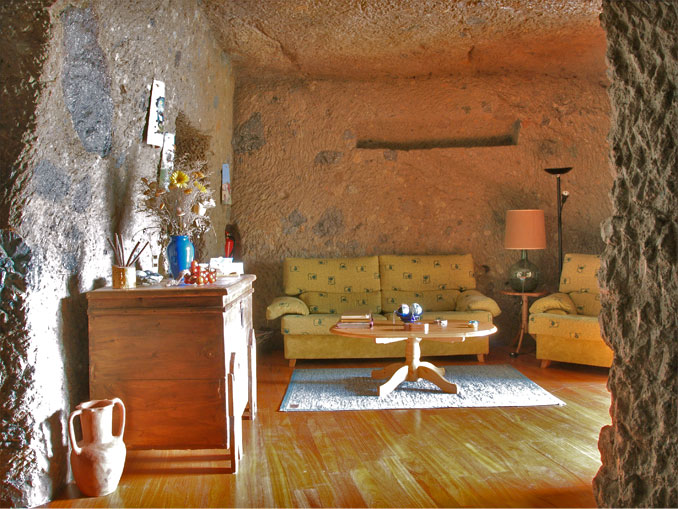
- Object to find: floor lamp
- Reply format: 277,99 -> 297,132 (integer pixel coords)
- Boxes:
545,167 -> 572,275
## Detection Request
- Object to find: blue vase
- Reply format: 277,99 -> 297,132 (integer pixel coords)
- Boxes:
166,235 -> 194,279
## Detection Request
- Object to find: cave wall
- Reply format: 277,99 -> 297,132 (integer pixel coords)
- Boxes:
594,2 -> 678,507
232,71 -> 612,343
0,0 -> 233,505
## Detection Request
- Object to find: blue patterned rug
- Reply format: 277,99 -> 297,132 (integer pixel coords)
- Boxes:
280,364 -> 565,411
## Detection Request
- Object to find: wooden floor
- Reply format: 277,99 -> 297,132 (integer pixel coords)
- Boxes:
48,345 -> 611,508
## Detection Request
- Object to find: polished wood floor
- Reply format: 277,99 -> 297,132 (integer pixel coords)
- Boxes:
48,344 -> 611,508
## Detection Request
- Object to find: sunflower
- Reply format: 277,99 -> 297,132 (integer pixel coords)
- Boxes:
169,170 -> 190,188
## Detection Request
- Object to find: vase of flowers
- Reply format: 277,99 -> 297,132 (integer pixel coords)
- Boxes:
139,158 -> 216,278
166,235 -> 194,279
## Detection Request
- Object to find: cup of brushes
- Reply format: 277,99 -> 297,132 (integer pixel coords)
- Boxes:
108,234 -> 149,289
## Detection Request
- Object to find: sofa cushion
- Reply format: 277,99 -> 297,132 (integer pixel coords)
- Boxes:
529,292 -> 577,315
266,296 -> 310,320
569,291 -> 602,316
456,290 -> 501,317
284,256 -> 381,295
299,291 -> 382,314
381,289 -> 460,313
528,312 -> 601,340
379,255 -> 476,312
282,313 -> 388,335
559,253 -> 600,294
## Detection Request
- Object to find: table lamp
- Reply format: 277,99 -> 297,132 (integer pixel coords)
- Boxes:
504,209 -> 546,292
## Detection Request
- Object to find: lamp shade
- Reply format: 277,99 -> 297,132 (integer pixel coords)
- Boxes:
504,209 -> 546,250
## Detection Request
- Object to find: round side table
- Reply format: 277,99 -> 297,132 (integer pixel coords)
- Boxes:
501,289 -> 548,357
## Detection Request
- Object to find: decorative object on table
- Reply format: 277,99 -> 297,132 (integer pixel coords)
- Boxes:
504,209 -> 546,292
224,231 -> 235,257
136,269 -> 163,285
335,308 -> 374,329
107,234 -> 149,289
544,167 -> 572,275
279,364 -> 565,412
166,234 -> 194,279
68,398 -> 126,497
209,257 -> 244,276
138,157 -> 216,274
395,302 -> 423,323
146,79 -> 165,147
183,259 -> 218,285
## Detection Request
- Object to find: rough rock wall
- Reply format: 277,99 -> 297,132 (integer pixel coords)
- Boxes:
232,71 -> 612,342
0,0 -> 233,505
594,2 -> 678,507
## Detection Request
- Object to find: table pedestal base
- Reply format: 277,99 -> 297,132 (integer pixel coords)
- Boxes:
371,336 -> 458,397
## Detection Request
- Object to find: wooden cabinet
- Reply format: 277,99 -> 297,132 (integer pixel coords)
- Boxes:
87,275 -> 256,452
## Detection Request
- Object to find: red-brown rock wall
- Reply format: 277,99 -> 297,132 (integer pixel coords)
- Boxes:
232,72 -> 612,341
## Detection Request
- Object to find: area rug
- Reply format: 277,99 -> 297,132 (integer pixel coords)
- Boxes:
280,364 -> 565,411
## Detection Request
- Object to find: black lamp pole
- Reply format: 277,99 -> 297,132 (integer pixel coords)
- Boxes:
545,167 -> 572,275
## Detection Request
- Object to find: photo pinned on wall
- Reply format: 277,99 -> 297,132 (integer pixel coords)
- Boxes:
221,163 -> 232,205
158,133 -> 175,189
146,79 -> 166,147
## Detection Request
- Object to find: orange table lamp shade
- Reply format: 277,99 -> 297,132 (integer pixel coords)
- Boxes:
504,209 -> 546,250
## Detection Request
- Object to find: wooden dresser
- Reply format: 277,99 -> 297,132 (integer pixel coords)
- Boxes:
87,275 -> 256,451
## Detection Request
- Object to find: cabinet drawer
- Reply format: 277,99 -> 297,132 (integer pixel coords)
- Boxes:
90,378 -> 227,448
89,313 -> 224,380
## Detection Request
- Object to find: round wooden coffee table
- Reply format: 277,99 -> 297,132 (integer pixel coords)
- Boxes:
330,320 -> 497,397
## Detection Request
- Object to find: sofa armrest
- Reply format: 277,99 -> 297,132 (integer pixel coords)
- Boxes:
529,292 -> 577,315
266,296 -> 310,320
456,289 -> 501,317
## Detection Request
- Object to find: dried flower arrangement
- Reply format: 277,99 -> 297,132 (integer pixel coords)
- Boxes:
138,156 -> 216,246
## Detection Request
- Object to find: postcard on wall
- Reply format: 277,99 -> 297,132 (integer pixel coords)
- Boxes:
221,163 -> 232,205
158,132 -> 175,189
146,79 -> 166,147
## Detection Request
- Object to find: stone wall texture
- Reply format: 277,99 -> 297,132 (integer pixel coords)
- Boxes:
232,70 -> 612,343
0,0 -> 233,505
594,2 -> 678,507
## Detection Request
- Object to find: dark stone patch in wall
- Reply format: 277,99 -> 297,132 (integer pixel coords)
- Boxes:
0,230 -> 36,508
174,50 -> 182,67
61,6 -> 113,158
175,111 -> 212,163
314,150 -> 343,165
71,175 -> 92,214
33,160 -> 71,201
313,207 -> 344,237
60,224 -> 84,273
233,112 -> 265,154
0,0 -> 52,228
384,150 -> 397,161
282,209 -> 307,234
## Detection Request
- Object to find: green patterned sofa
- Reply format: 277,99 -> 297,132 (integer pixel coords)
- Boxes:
266,254 -> 501,366
528,253 -> 613,368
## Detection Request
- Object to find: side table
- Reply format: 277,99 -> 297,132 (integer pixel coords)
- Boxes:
501,290 -> 547,357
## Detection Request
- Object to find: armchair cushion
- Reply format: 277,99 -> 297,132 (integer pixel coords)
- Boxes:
456,290 -> 501,317
559,254 -> 600,294
266,296 -> 310,320
529,292 -> 577,315
299,291 -> 382,314
570,291 -> 601,316
528,313 -> 601,339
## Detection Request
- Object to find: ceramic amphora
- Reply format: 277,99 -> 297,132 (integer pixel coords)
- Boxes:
68,398 -> 126,497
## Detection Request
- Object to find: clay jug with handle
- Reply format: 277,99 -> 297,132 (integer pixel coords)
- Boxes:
69,398 -> 127,497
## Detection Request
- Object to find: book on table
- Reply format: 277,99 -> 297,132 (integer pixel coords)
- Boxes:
335,308 -> 373,328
